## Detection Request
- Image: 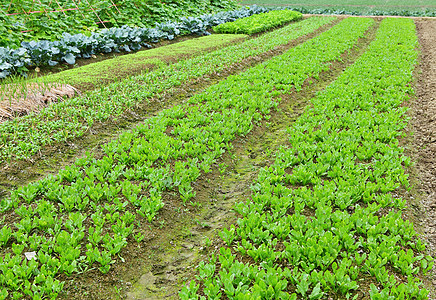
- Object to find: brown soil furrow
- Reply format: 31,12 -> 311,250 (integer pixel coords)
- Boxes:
411,18 -> 436,295
0,83 -> 80,123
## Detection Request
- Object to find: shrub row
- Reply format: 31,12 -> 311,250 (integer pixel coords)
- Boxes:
183,18 -> 433,299
0,16 -> 336,162
0,17 -> 372,299
213,9 -> 302,34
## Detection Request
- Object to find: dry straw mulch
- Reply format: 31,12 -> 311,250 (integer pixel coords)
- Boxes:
0,83 -> 81,123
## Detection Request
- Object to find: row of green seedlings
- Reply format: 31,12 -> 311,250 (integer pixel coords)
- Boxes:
213,10 -> 303,34
287,6 -> 436,17
0,34 -> 244,107
0,17 -> 373,299
181,18 -> 433,300
0,16 -> 337,162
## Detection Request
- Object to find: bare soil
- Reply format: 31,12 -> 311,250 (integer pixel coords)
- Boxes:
410,18 -> 436,295
0,83 -> 80,123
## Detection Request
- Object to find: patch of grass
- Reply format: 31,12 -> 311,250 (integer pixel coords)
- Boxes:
43,34 -> 247,91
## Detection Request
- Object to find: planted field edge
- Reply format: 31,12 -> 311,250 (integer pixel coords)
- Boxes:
406,18 -> 436,298
0,33 -> 248,123
43,34 -> 248,92
237,2 -> 436,17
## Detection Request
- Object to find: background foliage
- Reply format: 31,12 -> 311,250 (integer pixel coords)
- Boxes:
0,5 -> 271,79
0,0 -> 238,47
238,0 -> 436,17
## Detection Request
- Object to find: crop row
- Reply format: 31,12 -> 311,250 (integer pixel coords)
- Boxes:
182,18 -> 433,299
287,6 -> 436,17
0,17 -> 373,299
0,16 -> 336,162
213,10 -> 302,34
0,5 -> 272,79
41,34 -> 247,92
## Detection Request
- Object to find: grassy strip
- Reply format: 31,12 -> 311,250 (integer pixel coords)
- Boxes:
289,6 -> 436,17
0,17 -> 372,299
0,16 -> 336,163
213,10 -> 302,34
183,18 -> 433,299
0,34 -> 246,115
42,34 -> 247,91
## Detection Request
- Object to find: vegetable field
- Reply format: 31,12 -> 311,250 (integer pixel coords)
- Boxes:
0,3 -> 436,300
238,0 -> 436,16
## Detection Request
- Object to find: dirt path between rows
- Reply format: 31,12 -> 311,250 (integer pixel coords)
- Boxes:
412,19 -> 436,294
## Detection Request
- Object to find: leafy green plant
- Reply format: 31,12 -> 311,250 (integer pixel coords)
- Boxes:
214,9 -> 302,34
0,225 -> 12,247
